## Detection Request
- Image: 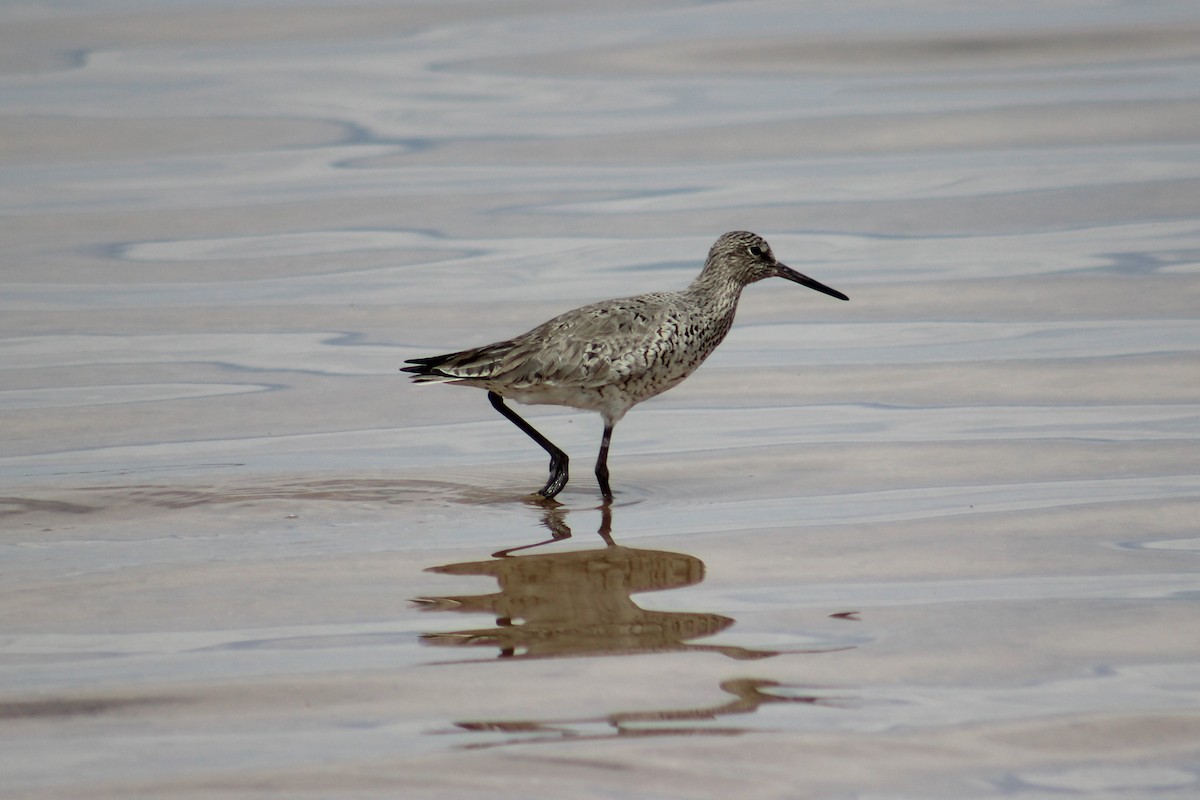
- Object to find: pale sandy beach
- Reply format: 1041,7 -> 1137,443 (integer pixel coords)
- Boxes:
2,2 -> 1199,798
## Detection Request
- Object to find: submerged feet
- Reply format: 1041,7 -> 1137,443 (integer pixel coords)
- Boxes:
539,451 -> 569,499
488,391 -> 614,502
594,462 -> 612,503
490,391 -> 574,500
595,423 -> 614,502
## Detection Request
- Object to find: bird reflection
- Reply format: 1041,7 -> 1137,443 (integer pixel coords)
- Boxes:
414,505 -> 840,662
415,505 -> 858,746
451,678 -> 854,748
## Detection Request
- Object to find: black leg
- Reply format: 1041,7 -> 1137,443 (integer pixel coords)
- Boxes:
595,422 -> 614,502
488,392 -> 569,498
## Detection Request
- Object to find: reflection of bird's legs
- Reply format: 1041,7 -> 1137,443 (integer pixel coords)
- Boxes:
491,504 -> 615,558
490,506 -> 573,558
597,503 -> 614,546
541,506 -> 572,540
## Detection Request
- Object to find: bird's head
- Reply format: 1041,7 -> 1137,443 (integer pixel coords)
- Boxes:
706,231 -> 849,301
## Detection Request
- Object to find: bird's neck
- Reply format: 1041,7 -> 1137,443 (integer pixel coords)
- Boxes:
684,266 -> 744,326
687,262 -> 743,300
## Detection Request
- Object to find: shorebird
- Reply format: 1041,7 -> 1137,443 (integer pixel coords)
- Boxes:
402,231 -> 848,501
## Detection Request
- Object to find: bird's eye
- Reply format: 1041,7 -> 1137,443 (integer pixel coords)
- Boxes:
748,245 -> 764,257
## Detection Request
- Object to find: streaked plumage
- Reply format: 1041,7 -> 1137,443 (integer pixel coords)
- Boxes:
403,230 -> 849,501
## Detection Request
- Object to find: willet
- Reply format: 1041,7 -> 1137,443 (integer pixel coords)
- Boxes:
402,230 -> 849,501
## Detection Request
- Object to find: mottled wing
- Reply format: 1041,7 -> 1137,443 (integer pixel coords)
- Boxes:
403,293 -> 684,390
489,293 -> 683,390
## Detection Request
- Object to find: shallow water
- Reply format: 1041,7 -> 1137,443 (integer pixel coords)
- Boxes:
2,1 -> 1199,797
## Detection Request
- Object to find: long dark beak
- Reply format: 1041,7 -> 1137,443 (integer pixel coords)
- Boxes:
776,262 -> 849,301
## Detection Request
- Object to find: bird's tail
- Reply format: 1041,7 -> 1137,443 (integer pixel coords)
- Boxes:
400,353 -> 461,384
402,341 -> 515,384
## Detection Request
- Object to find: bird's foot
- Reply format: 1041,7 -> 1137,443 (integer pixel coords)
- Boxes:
595,464 -> 613,504
537,457 -> 569,500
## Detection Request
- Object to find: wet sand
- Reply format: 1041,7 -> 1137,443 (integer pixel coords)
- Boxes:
2,1 -> 1199,797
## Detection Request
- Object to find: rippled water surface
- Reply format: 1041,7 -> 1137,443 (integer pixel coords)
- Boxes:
3,1 -> 1199,797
